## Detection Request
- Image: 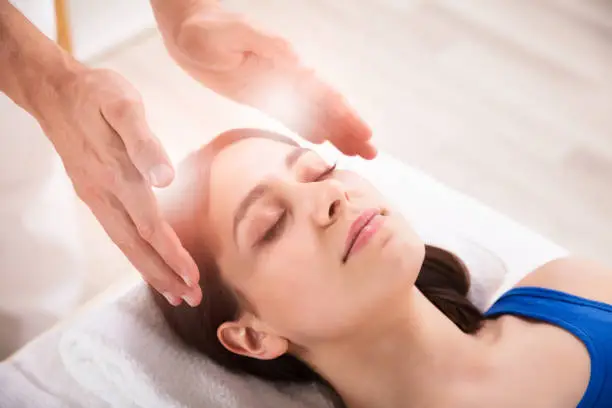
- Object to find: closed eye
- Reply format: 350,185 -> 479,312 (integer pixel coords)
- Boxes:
255,161 -> 337,247
257,210 -> 287,246
315,162 -> 337,181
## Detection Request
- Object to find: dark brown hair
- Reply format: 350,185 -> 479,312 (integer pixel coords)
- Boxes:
151,128 -> 483,391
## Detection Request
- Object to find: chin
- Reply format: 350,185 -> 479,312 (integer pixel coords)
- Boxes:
349,213 -> 424,279
378,229 -> 425,280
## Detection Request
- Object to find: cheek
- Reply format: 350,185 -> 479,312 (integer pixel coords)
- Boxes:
248,240 -> 362,340
252,242 -> 327,314
340,173 -> 388,203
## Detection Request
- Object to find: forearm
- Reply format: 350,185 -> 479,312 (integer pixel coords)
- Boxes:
0,1 -> 82,118
150,0 -> 218,40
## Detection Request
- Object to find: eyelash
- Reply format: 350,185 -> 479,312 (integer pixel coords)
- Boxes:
316,161 -> 337,181
257,162 -> 337,245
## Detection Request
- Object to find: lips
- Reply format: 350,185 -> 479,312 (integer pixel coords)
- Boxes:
343,208 -> 381,263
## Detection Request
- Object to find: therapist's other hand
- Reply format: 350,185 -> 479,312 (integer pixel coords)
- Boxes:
163,5 -> 377,159
38,67 -> 201,307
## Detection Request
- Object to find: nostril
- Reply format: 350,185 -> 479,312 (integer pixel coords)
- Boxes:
329,200 -> 340,218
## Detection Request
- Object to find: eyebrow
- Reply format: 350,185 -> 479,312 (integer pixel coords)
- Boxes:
232,146 -> 311,244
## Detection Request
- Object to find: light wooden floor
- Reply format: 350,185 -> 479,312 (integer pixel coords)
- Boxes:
69,0 -> 612,298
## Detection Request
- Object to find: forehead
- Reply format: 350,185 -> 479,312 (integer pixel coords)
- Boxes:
207,138 -> 296,248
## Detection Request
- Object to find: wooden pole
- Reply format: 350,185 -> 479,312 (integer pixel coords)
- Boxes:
54,0 -> 72,54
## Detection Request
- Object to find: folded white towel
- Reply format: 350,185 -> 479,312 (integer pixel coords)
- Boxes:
0,362 -> 66,408
60,284 -> 335,408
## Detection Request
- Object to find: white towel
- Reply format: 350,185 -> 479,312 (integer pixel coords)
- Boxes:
0,362 -> 67,408
0,318 -> 110,408
60,284 -> 335,408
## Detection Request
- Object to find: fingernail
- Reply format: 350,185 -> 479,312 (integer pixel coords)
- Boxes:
182,275 -> 194,287
163,292 -> 181,306
149,164 -> 173,187
183,293 -> 198,307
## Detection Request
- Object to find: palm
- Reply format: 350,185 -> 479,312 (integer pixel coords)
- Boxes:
168,8 -> 376,159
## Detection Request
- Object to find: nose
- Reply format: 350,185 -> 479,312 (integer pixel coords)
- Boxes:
309,179 -> 348,228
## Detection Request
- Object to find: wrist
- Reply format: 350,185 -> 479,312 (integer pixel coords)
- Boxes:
0,1 -> 86,120
19,50 -> 86,121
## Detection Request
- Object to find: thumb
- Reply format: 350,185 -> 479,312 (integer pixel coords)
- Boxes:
101,101 -> 175,188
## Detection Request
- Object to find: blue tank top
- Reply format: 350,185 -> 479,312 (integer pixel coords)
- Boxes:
484,286 -> 612,408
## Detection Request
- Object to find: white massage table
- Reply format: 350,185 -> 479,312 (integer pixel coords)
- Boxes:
0,149 -> 568,408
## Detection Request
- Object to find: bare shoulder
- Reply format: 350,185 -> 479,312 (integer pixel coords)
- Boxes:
514,256 -> 612,305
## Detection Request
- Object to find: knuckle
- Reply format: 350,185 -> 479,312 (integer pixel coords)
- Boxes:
131,137 -> 157,159
68,172 -> 90,198
73,183 -> 96,202
112,231 -> 137,254
104,99 -> 132,121
71,175 -> 105,203
147,274 -> 178,295
176,24 -> 215,61
103,95 -> 141,123
137,220 -> 158,242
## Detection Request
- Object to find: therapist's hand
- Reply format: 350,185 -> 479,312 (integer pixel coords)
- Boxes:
37,67 -> 201,307
160,4 -> 377,159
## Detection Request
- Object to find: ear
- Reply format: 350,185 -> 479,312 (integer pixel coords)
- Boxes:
217,320 -> 289,360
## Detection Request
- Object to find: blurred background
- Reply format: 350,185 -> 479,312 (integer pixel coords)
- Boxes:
3,0 -> 612,310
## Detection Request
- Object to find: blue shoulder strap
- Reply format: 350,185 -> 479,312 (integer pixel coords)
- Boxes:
485,287 -> 611,408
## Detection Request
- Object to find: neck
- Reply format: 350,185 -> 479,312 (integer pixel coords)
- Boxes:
304,289 -> 494,408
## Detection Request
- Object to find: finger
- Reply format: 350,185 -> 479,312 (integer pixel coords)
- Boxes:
311,88 -> 376,158
101,98 -> 175,188
324,104 -> 377,158
328,135 -> 360,157
359,141 -> 378,160
308,104 -> 374,159
319,88 -> 373,142
304,126 -> 327,145
289,74 -> 356,146
301,88 -> 358,152
308,109 -> 358,155
116,177 -> 201,295
264,37 -> 300,67
272,37 -> 299,62
237,56 -> 322,143
272,69 -> 333,144
335,127 -> 378,159
333,136 -> 378,159
88,194 -> 201,306
238,50 -> 350,148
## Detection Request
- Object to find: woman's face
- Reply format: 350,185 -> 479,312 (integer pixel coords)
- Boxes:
206,137 -> 425,351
